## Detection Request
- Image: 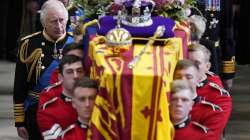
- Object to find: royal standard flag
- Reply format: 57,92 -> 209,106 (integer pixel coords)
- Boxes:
87,37 -> 183,140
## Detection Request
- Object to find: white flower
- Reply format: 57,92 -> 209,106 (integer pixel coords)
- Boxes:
176,0 -> 185,5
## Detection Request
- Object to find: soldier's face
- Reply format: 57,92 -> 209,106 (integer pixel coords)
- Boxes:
72,87 -> 97,122
44,8 -> 67,40
174,66 -> 200,92
188,50 -> 211,81
59,61 -> 84,93
170,89 -> 193,123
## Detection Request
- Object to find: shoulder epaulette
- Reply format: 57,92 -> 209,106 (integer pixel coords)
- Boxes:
209,82 -> 230,96
45,81 -> 62,92
20,31 -> 42,41
42,97 -> 58,110
200,100 -> 223,111
192,121 -> 209,133
61,124 -> 75,138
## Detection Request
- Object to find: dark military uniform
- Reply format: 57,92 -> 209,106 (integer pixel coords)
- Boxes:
197,0 -> 235,79
13,31 -> 73,139
58,120 -> 88,140
234,0 -> 250,64
174,117 -> 211,140
37,93 -> 78,140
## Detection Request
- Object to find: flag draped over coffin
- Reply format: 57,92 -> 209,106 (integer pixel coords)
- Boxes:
87,37 -> 183,140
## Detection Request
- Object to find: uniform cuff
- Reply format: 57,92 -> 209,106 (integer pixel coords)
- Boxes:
14,103 -> 25,126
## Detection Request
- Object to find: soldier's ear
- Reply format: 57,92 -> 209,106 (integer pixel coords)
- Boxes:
72,99 -> 76,109
58,73 -> 63,81
206,62 -> 211,71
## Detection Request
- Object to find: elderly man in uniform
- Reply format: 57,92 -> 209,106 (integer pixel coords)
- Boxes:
35,0 -> 84,35
13,0 -> 74,139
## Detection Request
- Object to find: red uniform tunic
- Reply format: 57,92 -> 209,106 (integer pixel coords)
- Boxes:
195,78 -> 232,140
191,98 -> 225,140
197,78 -> 232,117
206,71 -> 223,87
58,121 -> 87,140
50,69 -> 59,84
37,93 -> 77,140
38,82 -> 62,108
174,117 -> 211,140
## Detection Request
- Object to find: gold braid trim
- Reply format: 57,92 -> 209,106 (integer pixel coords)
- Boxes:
14,103 -> 25,123
222,56 -> 236,73
19,39 -> 43,82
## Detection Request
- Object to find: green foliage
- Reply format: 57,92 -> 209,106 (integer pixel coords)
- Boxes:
73,0 -> 112,20
154,0 -> 197,21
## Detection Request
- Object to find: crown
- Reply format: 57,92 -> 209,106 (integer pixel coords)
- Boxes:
121,0 -> 155,27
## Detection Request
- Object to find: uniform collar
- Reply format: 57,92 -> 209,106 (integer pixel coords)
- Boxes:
174,116 -> 190,129
42,30 -> 66,43
61,93 -> 72,102
77,119 -> 88,129
193,96 -> 203,104
197,78 -> 208,88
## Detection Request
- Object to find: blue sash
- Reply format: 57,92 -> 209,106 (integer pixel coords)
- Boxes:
24,35 -> 74,110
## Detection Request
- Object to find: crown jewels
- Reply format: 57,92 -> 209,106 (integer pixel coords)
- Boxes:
105,11 -> 132,55
121,0 -> 155,27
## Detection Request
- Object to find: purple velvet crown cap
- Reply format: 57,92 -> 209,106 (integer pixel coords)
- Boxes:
97,16 -> 176,38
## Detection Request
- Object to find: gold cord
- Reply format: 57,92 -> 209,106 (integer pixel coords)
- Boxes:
19,39 -> 43,82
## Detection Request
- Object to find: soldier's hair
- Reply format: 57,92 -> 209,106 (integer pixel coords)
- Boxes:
174,59 -> 199,73
62,43 -> 84,56
170,80 -> 195,97
188,42 -> 211,62
58,55 -> 83,74
40,0 -> 68,26
73,77 -> 98,92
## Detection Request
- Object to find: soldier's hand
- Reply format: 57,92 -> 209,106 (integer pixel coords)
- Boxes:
17,127 -> 29,140
222,79 -> 234,92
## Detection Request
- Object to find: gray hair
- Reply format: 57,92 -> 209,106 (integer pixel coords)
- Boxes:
189,15 -> 206,40
40,0 -> 68,26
